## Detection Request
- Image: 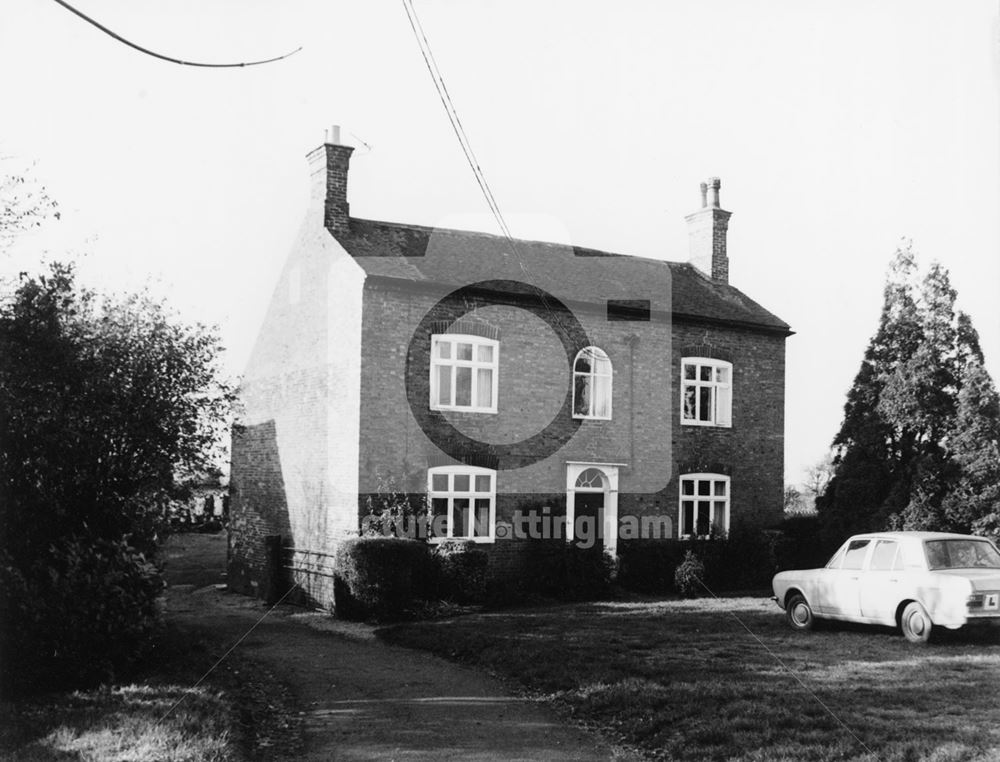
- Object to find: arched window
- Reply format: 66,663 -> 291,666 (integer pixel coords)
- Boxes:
575,467 -> 608,490
573,347 -> 612,420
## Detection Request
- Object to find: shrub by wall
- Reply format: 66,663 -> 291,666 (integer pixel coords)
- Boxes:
617,540 -> 689,594
674,550 -> 707,597
772,514 -> 831,571
518,542 -> 614,602
619,527 -> 784,596
333,537 -> 432,621
432,541 -> 488,604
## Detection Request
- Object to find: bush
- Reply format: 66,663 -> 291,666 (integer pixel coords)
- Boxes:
674,551 -> 706,597
697,526 -> 782,592
333,537 -> 432,621
518,542 -> 614,602
433,541 -> 488,604
619,527 -> 785,596
0,537 -> 164,695
773,514 -> 831,571
562,545 -> 616,599
617,541 -> 689,594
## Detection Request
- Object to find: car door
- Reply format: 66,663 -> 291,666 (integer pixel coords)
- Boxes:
859,539 -> 900,624
826,539 -> 871,619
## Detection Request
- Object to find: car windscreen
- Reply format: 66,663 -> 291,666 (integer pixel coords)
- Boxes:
924,539 -> 1000,570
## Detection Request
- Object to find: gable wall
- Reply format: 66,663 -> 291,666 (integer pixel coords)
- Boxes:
228,219 -> 364,606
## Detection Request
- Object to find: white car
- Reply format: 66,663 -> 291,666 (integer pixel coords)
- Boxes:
772,531 -> 1000,643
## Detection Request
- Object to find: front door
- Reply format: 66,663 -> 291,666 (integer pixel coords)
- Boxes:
574,492 -> 605,553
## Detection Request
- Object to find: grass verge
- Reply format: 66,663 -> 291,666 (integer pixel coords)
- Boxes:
0,620 -> 302,762
379,595 -> 1000,761
0,683 -> 235,762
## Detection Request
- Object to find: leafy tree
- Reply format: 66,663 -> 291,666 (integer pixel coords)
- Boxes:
783,484 -> 807,514
0,160 -> 59,253
0,263 -> 233,693
818,242 -> 1000,539
803,454 -> 835,507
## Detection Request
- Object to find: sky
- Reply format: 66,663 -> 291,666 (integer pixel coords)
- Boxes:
2,1 -> 998,486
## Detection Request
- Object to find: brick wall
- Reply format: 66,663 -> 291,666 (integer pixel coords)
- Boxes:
355,277 -> 786,584
228,210 -> 364,606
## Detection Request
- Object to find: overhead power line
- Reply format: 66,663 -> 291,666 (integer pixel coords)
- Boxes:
399,0 -> 564,321
50,0 -> 301,68
400,0 -> 515,244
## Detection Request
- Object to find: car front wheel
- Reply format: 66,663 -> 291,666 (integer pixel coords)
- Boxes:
900,601 -> 933,644
786,593 -> 815,631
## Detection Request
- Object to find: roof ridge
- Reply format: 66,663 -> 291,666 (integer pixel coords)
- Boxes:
349,216 -> 691,266
341,216 -> 791,333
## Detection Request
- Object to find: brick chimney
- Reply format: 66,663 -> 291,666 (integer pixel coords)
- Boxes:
684,177 -> 731,283
306,125 -> 354,237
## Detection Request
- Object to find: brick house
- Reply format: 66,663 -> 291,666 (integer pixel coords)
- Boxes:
228,129 -> 791,604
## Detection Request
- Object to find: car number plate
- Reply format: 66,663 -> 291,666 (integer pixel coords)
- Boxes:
985,593 -> 999,611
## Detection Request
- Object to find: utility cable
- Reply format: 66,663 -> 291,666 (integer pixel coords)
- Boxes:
695,576 -> 878,758
51,0 -> 301,68
155,583 -> 300,728
401,0 -> 562,317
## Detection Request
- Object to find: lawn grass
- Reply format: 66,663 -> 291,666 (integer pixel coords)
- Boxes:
0,533 -> 300,762
379,596 -> 1000,761
0,683 -> 236,761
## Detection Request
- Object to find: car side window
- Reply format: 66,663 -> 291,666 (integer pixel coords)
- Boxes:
869,540 -> 898,571
842,540 -> 870,571
897,542 -> 925,570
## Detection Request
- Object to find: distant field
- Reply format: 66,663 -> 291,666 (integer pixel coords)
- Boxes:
381,596 -> 1000,761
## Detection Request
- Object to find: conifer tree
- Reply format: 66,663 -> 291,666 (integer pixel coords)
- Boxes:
817,244 -> 921,537
944,359 -> 1000,534
817,243 -> 1000,538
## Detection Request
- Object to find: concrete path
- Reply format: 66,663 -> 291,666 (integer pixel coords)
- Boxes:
163,535 -> 629,761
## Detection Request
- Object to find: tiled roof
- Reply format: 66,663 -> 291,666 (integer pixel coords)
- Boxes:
339,218 -> 791,334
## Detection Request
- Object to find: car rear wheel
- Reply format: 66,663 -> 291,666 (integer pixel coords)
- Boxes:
900,601 -> 933,644
786,593 -> 815,631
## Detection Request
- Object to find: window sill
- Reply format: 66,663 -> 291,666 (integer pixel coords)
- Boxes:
428,536 -> 495,544
573,414 -> 612,421
431,405 -> 499,415
680,420 -> 732,429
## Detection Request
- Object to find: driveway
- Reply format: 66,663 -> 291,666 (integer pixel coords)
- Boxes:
162,534 -> 630,761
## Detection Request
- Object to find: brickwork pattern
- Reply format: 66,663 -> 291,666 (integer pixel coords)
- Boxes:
228,215 -> 364,606
355,279 -> 785,583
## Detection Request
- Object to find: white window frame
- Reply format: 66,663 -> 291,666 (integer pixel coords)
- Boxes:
430,334 -> 499,414
573,346 -> 613,420
427,465 -> 497,543
678,473 -> 730,539
680,357 -> 732,427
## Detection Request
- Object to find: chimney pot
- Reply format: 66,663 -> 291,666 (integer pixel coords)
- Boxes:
699,182 -> 708,209
707,177 -> 721,208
